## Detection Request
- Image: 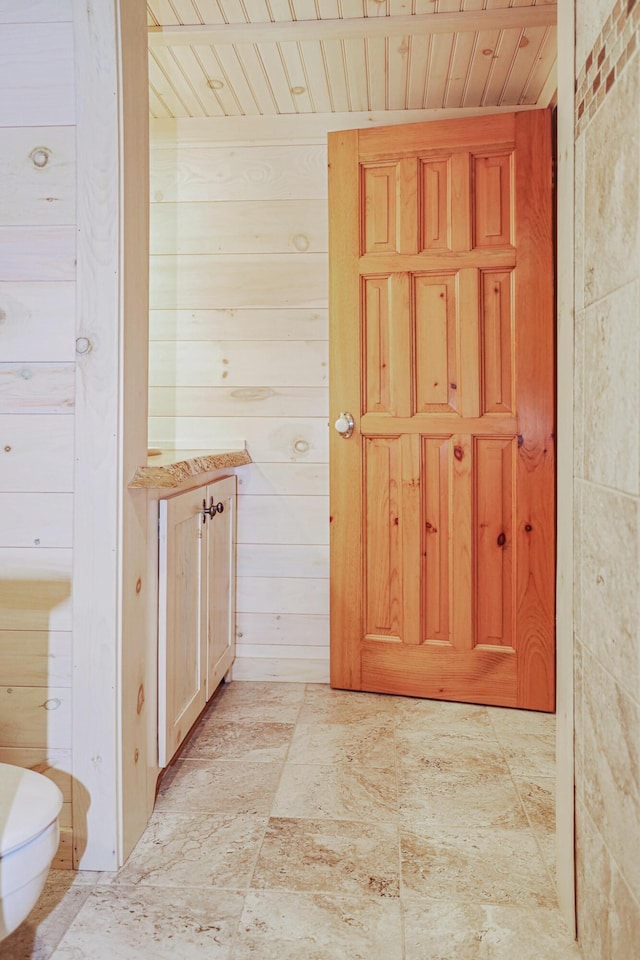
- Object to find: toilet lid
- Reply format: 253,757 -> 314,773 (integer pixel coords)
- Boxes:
0,763 -> 63,856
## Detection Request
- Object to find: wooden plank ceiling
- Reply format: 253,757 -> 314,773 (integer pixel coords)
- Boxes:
147,1 -> 557,118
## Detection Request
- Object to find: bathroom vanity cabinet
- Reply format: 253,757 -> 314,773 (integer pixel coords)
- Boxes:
157,475 -> 237,765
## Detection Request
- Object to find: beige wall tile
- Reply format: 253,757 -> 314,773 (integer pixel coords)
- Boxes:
576,798 -> 640,960
584,56 -> 640,306
582,282 -> 640,495
576,0 -> 619,68
580,482 -> 640,695
581,648 -> 640,896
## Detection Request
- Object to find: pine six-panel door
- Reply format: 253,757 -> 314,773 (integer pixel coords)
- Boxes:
329,111 -> 555,711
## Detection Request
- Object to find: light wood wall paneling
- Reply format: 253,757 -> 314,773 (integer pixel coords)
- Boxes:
236,576 -> 329,615
0,630 -> 72,687
0,127 -> 76,227
149,307 -> 327,341
236,543 -> 329,578
232,656 -> 329,683
72,0 -> 153,868
149,385 -> 328,418
236,495 -> 329,545
0,23 -> 75,127
0,685 -> 71,749
0,493 -> 73,548
235,462 -> 328,496
0,2 -> 72,22
0,415 -> 74,492
0,746 -> 72,798
0,226 -> 76,282
0,362 -> 75,413
149,340 -> 328,387
235,611 -> 329,646
0,283 -> 76,361
149,415 -> 329,463
149,253 -> 327,309
0,548 -> 72,631
236,642 -> 328,662
150,143 -> 328,202
150,199 -> 328,255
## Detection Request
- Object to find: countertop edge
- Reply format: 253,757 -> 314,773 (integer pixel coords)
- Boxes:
129,449 -> 252,489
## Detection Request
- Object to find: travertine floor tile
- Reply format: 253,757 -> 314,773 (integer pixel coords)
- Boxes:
394,699 -> 493,737
398,766 -> 523,826
487,707 -> 556,777
182,718 -> 294,762
232,890 -> 403,960
0,873 -> 96,960
251,817 -> 400,898
395,730 -> 508,773
403,899 -> 582,959
272,761 -> 398,821
287,719 -> 396,767
298,686 -> 399,724
208,681 -> 305,722
400,813 -> 555,907
113,813 -> 268,889
514,775 -> 557,882
50,886 -> 245,959
155,758 -> 282,816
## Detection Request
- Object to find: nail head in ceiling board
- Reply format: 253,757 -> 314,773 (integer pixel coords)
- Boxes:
444,30 -> 478,109
190,0 -> 226,23
147,7 -> 559,44
148,0 -> 181,25
479,28 -> 520,107
463,29 -> 501,108
501,26 -> 549,105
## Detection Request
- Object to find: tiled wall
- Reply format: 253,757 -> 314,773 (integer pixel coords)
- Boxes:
574,0 -> 640,955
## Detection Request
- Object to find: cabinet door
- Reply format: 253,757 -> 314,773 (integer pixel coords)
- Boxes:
158,487 -> 206,766
205,476 -> 237,699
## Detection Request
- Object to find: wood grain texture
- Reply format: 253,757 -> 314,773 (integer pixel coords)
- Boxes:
330,112 -> 555,709
0,283 -> 76,361
0,362 -> 74,413
235,612 -> 329,647
0,493 -> 73,548
0,23 -> 75,127
0,548 -> 72,631
149,340 -> 328,387
149,385 -> 328,418
0,226 -> 76,282
0,631 -> 72,686
0,415 -> 74,492
0,126 -> 75,226
150,199 -> 327,255
149,307 -> 327,342
0,685 -> 71,749
236,543 -> 329,578
0,2 -> 72,23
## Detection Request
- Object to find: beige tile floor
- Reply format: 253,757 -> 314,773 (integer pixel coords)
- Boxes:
2,682 -> 582,960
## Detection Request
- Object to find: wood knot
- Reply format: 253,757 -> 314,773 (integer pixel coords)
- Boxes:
497,532 -> 506,547
525,523 -> 533,533
454,445 -> 464,461
137,684 -> 145,715
135,577 -> 142,594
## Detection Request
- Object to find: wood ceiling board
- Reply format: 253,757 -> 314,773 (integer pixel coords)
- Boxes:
189,44 -> 244,113
366,35 -> 387,111
148,1 -> 180,26
424,32 -> 455,109
148,7 -> 558,44
343,37 -> 370,112
149,85 -> 173,118
297,40 -> 334,113
320,39 -> 351,112
387,31 -> 410,110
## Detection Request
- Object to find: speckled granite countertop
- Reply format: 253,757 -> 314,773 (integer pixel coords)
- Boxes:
129,448 -> 252,489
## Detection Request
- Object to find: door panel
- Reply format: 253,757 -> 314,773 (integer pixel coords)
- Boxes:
329,111 -> 555,711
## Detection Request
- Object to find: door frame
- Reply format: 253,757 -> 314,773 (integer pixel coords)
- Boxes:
71,3 -> 576,931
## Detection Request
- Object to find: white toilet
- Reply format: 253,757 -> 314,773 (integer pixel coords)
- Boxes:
0,763 -> 63,941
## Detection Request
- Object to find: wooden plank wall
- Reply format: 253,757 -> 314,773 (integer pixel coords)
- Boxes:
149,121 -> 333,682
0,0 -> 76,867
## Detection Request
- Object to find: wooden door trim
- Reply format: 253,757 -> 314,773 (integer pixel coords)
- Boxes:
328,128 -> 362,689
